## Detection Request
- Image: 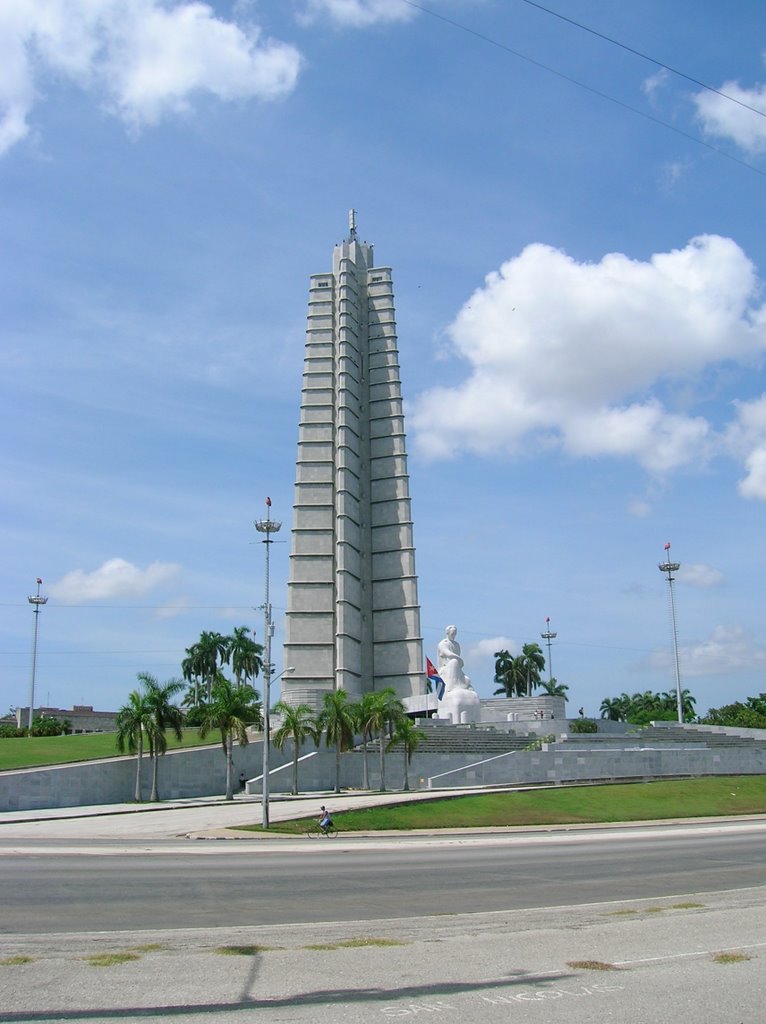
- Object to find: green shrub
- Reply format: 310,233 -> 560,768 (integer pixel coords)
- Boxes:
570,718 -> 598,734
29,716 -> 67,737
183,705 -> 208,727
0,723 -> 25,738
701,703 -> 766,729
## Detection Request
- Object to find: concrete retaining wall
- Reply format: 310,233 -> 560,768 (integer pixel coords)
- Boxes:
257,741 -> 766,794
0,740 -> 280,812
418,742 -> 766,789
3,735 -> 766,812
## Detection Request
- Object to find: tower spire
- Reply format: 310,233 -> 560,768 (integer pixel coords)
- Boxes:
284,226 -> 423,708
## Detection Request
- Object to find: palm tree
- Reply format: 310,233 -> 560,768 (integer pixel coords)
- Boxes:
659,688 -> 697,721
618,692 -> 634,720
139,672 -> 185,802
355,692 -> 380,790
629,690 -> 663,721
181,646 -> 203,707
519,642 -> 546,696
386,717 -> 426,791
599,696 -> 625,721
115,689 -> 153,802
227,626 -> 264,688
197,674 -> 262,799
495,649 -> 537,697
680,689 -> 697,721
272,702 -> 320,795
493,649 -> 517,697
539,677 -> 569,697
365,688 -> 405,793
187,631 -> 229,701
318,689 -> 356,794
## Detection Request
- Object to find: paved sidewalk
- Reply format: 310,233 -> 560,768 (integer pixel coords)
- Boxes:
0,787 -> 491,840
2,787 -> 764,843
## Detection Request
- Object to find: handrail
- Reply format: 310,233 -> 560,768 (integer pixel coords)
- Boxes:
427,748 -> 518,788
249,749 -> 317,784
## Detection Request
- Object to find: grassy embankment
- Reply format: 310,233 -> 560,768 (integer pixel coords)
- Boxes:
0,729 -> 223,772
249,775 -> 766,833
4,739 -> 766,829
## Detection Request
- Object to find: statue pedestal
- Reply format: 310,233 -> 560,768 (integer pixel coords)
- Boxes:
437,688 -> 481,725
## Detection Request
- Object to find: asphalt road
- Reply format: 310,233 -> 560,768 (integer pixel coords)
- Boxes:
2,820 -> 764,934
2,806 -> 765,1024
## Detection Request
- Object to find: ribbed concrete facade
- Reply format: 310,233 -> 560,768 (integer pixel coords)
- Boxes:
282,217 -> 423,708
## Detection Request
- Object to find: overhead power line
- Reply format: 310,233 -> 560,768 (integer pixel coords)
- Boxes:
516,0 -> 766,120
398,0 -> 766,178
0,603 -> 261,610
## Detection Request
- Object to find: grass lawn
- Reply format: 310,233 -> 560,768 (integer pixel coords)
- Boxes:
247,776 -> 766,833
0,729 -> 223,772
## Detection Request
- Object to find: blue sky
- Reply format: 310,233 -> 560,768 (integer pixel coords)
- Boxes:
2,0 -> 766,720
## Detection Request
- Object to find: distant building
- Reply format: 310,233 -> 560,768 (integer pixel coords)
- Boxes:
282,212 -> 424,709
14,705 -> 118,734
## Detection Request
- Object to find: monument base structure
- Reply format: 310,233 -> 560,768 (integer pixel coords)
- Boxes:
402,693 -> 567,724
281,214 -> 424,710
430,625 -> 482,724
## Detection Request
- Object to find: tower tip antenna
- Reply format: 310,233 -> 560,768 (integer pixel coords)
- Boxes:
348,208 -> 357,240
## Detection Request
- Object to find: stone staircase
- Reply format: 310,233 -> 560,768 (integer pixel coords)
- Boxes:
638,724 -> 766,750
357,724 -> 536,757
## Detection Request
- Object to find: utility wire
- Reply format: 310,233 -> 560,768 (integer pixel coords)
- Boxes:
516,0 -> 766,120
0,603 -> 261,610
398,0 -> 766,178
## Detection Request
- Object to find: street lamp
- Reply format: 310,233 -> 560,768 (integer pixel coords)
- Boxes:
27,578 -> 48,734
258,666 -> 294,829
658,542 -> 684,724
540,617 -> 557,685
254,497 -> 286,829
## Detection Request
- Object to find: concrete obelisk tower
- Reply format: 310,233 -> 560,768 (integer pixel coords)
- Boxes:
281,212 -> 423,709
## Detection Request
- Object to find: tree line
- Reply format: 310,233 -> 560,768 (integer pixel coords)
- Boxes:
598,689 -> 766,728
598,689 -> 697,724
115,627 -> 426,803
493,643 -> 569,698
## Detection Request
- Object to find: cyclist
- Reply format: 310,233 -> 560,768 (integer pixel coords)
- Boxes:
317,805 -> 333,834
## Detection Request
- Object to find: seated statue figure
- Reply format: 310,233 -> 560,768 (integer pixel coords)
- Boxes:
436,625 -> 481,724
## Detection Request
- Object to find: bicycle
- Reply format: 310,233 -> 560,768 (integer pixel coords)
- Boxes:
304,821 -> 339,838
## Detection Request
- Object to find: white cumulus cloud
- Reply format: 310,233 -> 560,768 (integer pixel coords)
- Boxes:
649,624 -> 766,678
297,0 -> 417,27
693,70 -> 766,154
726,395 -> 766,500
642,68 -> 669,102
470,636 -> 517,660
0,0 -> 303,153
411,235 -> 766,475
627,497 -> 652,518
677,564 -> 725,588
49,557 -> 180,603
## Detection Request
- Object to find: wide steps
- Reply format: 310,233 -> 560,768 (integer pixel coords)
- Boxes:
357,727 -> 535,757
639,725 -> 766,749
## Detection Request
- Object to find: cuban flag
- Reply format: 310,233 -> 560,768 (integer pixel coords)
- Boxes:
426,657 -> 445,700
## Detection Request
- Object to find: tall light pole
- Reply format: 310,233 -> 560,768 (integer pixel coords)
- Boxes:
27,578 -> 48,734
540,616 -> 557,685
658,542 -> 684,724
255,665 -> 294,823
254,497 -> 282,829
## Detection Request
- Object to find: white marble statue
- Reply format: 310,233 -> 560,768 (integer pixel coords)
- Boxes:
436,625 -> 481,724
